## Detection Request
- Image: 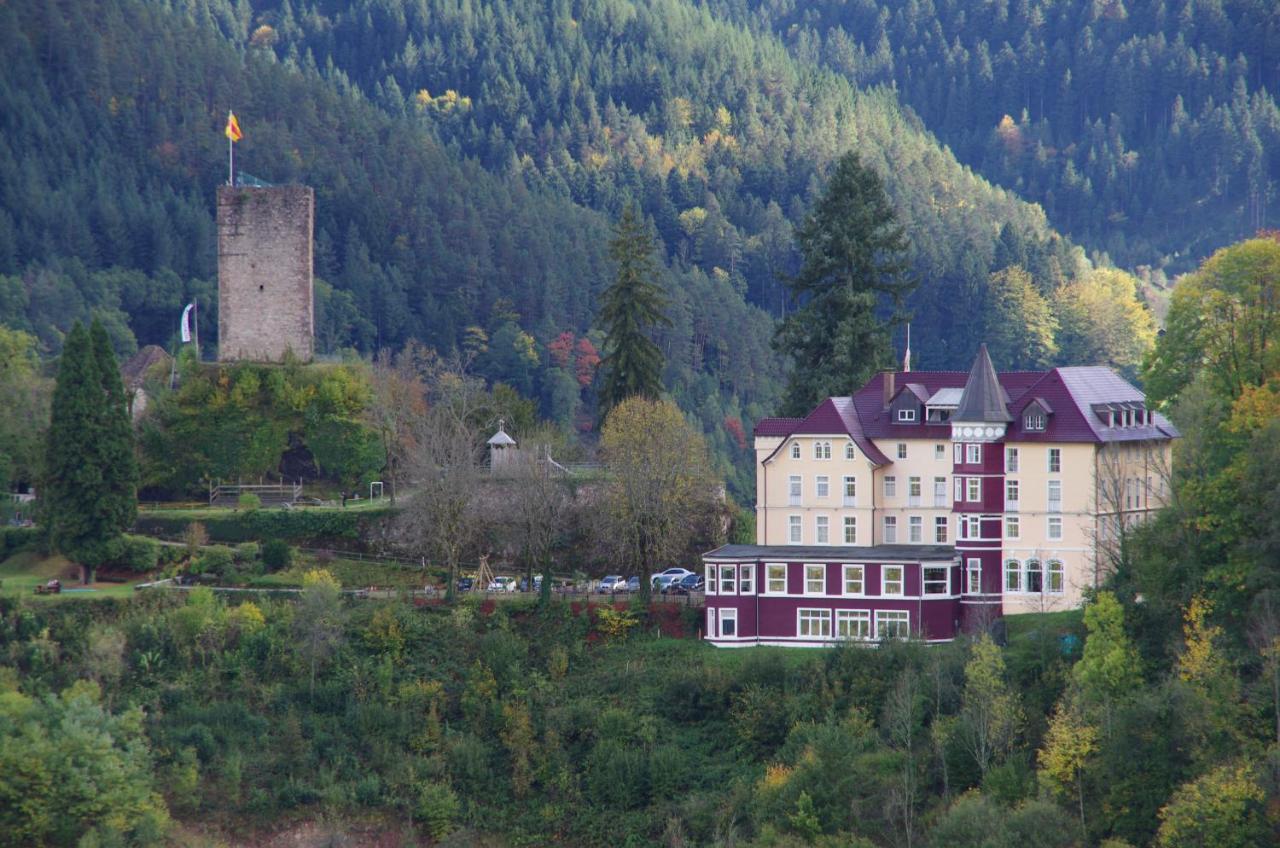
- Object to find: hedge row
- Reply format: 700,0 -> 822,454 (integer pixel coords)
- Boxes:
132,507 -> 397,548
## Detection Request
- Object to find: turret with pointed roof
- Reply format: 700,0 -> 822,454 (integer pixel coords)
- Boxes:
954,344 -> 1012,424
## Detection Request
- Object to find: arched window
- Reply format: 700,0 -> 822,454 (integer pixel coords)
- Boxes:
1005,559 -> 1021,592
845,441 -> 856,460
790,442 -> 801,459
1025,559 -> 1043,593
1047,560 -> 1064,594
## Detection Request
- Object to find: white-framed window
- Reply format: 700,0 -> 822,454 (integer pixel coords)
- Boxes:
1048,448 -> 1061,473
954,443 -> 963,464
898,408 -> 916,423
935,516 -> 949,543
967,477 -> 981,501
897,442 -> 908,459
1048,480 -> 1062,513
935,444 -> 946,460
934,477 -> 948,506
967,515 -> 981,539
843,516 -> 857,544
1025,412 -> 1046,430
1047,560 -> 1064,594
909,515 -> 923,543
837,609 -> 871,640
740,564 -> 755,595
1005,559 -> 1022,592
967,558 -> 982,594
788,515 -> 802,544
844,441 -> 856,460
1048,516 -> 1063,541
1006,447 -> 1019,472
843,476 -> 857,506
816,515 -> 830,544
1005,515 -> 1020,539
909,476 -> 922,504
876,610 -> 910,640
884,476 -> 897,498
706,607 -> 716,636
816,476 -> 829,498
843,564 -> 864,595
790,441 -> 801,459
719,607 -> 738,638
788,475 -> 802,505
923,565 -> 948,595
765,563 -> 787,594
1006,479 -> 1020,508
883,516 -> 898,543
954,476 -> 964,502
814,441 -> 832,460
966,444 -> 982,464
705,564 -> 717,595
1026,559 -> 1043,593
805,564 -> 825,595
882,564 -> 904,596
798,608 -> 832,638
719,564 -> 736,594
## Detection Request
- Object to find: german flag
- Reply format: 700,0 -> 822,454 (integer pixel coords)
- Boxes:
224,111 -> 243,142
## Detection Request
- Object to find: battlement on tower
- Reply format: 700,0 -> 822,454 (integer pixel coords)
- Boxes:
216,185 -> 314,363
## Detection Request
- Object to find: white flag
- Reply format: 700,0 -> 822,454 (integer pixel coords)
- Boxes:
180,303 -> 195,343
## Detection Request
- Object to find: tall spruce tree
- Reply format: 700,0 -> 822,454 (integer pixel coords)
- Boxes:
774,152 -> 913,416
42,321 -> 133,582
89,318 -> 138,533
597,206 -> 671,415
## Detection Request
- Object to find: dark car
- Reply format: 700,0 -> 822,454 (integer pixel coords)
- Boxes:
671,574 -> 705,595
456,577 -> 475,593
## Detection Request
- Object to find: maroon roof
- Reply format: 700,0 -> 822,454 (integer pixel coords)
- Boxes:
759,363 -> 1177,451
754,417 -> 803,437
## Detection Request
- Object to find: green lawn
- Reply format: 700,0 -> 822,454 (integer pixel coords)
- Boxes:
0,551 -> 147,600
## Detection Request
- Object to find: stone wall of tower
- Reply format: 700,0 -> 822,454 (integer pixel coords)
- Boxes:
216,185 -> 314,363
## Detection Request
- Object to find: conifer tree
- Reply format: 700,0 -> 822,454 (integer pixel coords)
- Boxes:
89,318 -> 138,534
774,152 -> 913,416
597,206 -> 670,416
42,323 -> 114,581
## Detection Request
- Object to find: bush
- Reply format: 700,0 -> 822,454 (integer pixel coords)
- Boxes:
233,542 -> 260,563
195,545 -> 235,578
415,781 -> 460,839
261,538 -> 292,571
115,535 -> 160,572
0,526 -> 44,558
237,492 -> 261,511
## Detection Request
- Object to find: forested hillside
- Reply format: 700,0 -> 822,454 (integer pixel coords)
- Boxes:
219,0 -> 1084,369
713,0 -> 1280,272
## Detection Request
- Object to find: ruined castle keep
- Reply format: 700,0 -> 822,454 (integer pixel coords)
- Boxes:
216,185 -> 315,363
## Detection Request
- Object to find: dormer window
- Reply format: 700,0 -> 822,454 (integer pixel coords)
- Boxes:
1025,413 -> 1046,431
897,408 -> 917,422
1022,398 -> 1051,432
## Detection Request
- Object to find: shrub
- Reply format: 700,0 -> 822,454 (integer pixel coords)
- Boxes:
415,781 -> 460,839
237,492 -> 261,511
183,521 -> 208,557
0,526 -> 45,558
195,545 -> 235,578
233,542 -> 260,563
261,538 -> 292,571
116,535 -> 160,572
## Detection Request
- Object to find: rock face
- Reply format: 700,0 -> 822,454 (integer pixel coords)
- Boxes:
217,185 -> 314,363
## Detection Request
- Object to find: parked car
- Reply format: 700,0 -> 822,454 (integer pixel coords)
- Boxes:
649,567 -> 695,584
487,576 -> 518,592
625,576 -> 640,592
651,574 -> 682,594
598,575 -> 626,593
518,575 -> 544,592
456,576 -> 475,593
670,574 -> 705,595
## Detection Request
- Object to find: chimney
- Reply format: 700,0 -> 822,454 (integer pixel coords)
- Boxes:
882,371 -> 896,410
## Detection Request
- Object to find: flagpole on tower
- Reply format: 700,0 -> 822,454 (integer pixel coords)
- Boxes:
193,296 -> 200,361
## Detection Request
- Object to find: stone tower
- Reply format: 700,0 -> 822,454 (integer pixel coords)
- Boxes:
216,185 -> 315,362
